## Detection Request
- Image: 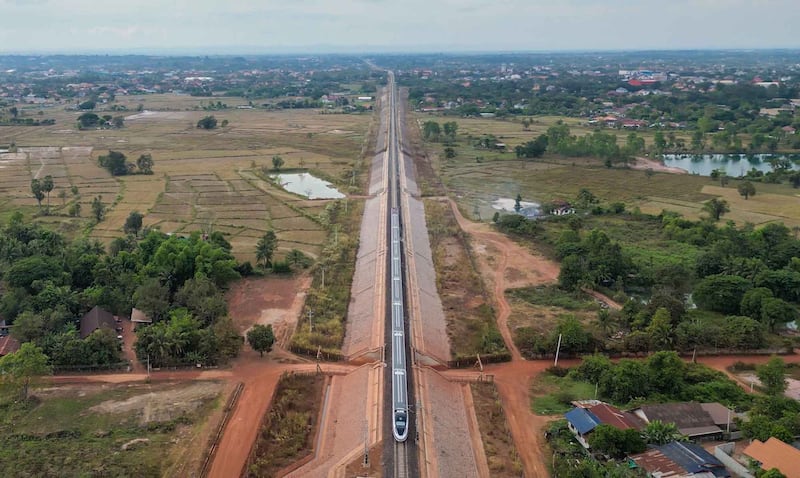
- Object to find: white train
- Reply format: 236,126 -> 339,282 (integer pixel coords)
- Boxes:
390,207 -> 409,442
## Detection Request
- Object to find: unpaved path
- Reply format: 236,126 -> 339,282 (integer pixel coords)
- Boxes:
447,198 -> 559,361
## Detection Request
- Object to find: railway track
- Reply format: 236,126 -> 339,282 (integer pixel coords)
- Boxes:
383,70 -> 416,478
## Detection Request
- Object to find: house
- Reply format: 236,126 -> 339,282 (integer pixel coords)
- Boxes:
699,403 -> 739,435
743,437 -> 800,478
131,308 -> 152,325
565,402 -> 643,448
630,441 -> 731,478
0,335 -> 20,357
632,403 -> 723,441
80,306 -> 116,339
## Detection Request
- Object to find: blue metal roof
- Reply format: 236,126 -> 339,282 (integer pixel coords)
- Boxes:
657,442 -> 730,478
565,407 -> 600,435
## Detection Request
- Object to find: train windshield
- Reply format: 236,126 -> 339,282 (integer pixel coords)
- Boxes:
395,412 -> 407,430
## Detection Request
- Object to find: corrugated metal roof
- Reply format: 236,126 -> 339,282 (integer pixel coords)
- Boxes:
565,407 -> 600,435
658,442 -> 729,477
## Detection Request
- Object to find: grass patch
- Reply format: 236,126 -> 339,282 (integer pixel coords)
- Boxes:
508,285 -> 598,311
530,373 -> 597,415
246,373 -> 325,477
0,382 -> 222,477
471,382 -> 523,477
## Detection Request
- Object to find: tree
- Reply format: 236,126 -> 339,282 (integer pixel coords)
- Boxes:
653,131 -> 667,152
221,119 -> 229,127
9,106 -> 18,118
112,116 -> 125,128
271,155 -> 284,171
197,115 -> 218,129
58,189 -> 67,206
738,181 -> 756,200
77,112 -> 100,128
444,147 -> 456,159
757,469 -> 788,478
98,150 -> 129,176
124,211 -> 144,236
68,202 -> 81,217
741,287 -> 775,319
757,357 -> 787,396
256,230 -> 278,268
422,121 -> 441,141
91,195 -> 106,222
647,351 -> 686,396
514,193 -> 522,213
589,425 -> 645,458
646,308 -> 673,350
693,274 -> 751,315
642,420 -> 684,445
559,254 -> 584,291
442,121 -> 458,140
247,324 -> 275,357
136,154 -> 153,174
760,297 -> 798,332
600,359 -> 649,403
0,342 -> 51,400
41,175 -> 54,212
78,100 -> 96,110
703,198 -> 730,221
30,178 -> 45,210
514,135 -> 548,159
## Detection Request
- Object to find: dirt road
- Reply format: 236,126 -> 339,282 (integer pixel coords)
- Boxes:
447,198 -> 559,362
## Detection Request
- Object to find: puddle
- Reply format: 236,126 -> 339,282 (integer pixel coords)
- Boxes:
272,172 -> 345,199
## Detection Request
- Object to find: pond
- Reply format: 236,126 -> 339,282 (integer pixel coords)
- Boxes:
662,153 -> 800,176
272,172 -> 345,199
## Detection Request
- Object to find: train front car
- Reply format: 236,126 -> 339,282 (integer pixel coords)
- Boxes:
392,369 -> 409,442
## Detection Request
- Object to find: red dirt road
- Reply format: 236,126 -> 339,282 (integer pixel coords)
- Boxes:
447,198 -> 559,362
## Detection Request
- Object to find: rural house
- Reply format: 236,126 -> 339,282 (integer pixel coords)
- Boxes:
130,308 -> 152,329
80,306 -> 116,339
632,403 -> 724,441
630,441 -> 731,477
743,437 -> 800,478
565,402 -> 643,449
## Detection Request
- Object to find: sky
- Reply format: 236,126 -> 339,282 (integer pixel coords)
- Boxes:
1,0 -> 799,54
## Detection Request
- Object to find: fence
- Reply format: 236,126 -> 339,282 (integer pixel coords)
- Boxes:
447,352 -> 511,369
199,382 -> 244,478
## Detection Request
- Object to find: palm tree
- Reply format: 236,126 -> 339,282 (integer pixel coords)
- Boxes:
642,420 -> 685,445
256,230 -> 278,268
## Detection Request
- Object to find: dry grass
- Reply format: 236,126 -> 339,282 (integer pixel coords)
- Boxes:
471,382 -> 523,477
0,97 -> 371,262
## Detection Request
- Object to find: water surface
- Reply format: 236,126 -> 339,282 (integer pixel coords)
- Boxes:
662,153 -> 800,176
272,172 -> 345,199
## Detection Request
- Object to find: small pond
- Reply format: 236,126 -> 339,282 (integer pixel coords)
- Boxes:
272,172 -> 345,199
662,153 -> 800,176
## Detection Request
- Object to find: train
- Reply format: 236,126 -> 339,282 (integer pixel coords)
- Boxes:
390,206 -> 409,442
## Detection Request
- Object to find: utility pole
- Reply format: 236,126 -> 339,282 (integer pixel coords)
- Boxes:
308,309 -> 314,333
554,333 -> 563,367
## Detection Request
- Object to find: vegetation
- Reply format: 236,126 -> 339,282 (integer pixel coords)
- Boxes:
98,150 -> 154,176
0,343 -> 52,400
470,382 -> 522,476
0,381 -> 223,477
247,324 -> 276,357
197,115 -> 218,129
0,214 -> 242,370
533,352 -> 751,410
247,373 -> 324,478
546,420 -> 646,477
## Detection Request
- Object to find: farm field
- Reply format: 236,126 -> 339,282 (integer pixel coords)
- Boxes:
0,96 -> 372,262
419,114 -> 800,229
